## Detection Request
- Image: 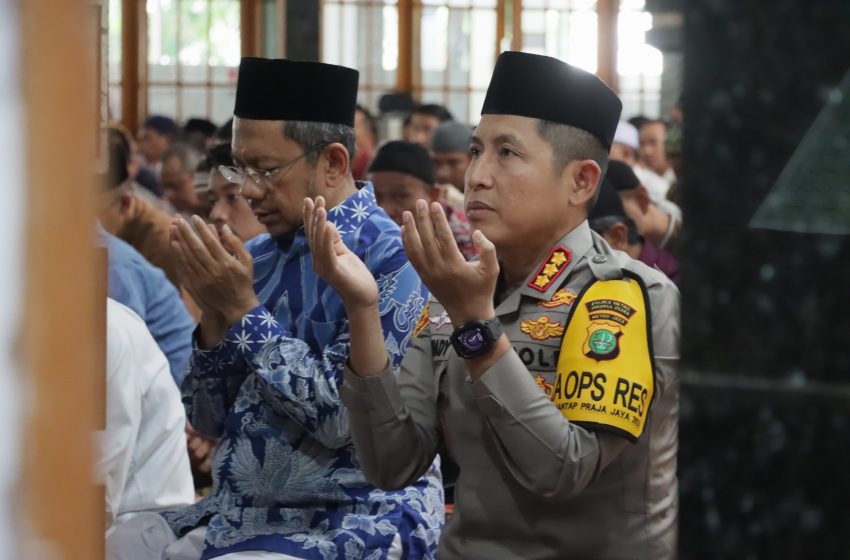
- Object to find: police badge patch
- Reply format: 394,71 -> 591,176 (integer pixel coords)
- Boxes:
551,273 -> 655,441
584,324 -> 623,361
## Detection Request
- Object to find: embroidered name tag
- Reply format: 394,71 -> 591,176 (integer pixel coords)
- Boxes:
550,274 -> 655,441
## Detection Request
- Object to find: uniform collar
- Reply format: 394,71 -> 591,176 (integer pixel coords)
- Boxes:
495,220 -> 595,317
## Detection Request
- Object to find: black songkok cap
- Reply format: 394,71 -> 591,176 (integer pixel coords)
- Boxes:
369,141 -> 436,186
234,57 -> 359,127
481,51 -> 622,149
604,160 -> 641,192
589,178 -> 627,221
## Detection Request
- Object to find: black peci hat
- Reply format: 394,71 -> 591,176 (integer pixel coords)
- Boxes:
604,160 -> 641,192
481,51 -> 622,149
589,178 -> 627,221
369,141 -> 436,186
234,58 -> 359,127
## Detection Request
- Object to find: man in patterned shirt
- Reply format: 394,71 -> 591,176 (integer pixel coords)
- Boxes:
108,58 -> 442,560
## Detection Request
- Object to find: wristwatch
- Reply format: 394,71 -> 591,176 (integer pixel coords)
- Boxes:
450,318 -> 504,359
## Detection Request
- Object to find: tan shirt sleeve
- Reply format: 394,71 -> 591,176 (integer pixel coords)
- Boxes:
466,279 -> 679,501
340,328 -> 441,491
467,350 -> 630,500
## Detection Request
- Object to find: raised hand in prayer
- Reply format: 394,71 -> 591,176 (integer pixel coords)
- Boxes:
303,196 -> 379,309
401,199 -> 498,326
303,196 -> 389,378
170,215 -> 260,348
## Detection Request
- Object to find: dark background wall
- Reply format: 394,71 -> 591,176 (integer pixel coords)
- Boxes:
678,0 -> 850,557
285,0 -> 320,61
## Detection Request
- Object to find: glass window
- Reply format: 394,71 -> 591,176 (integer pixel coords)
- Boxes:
415,0 -> 497,124
108,0 -> 122,119
145,0 -> 241,123
521,0 -> 598,74
322,0 -> 399,113
617,0 -> 663,119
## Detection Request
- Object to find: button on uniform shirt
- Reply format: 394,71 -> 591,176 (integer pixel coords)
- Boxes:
99,298 -> 194,530
341,221 -> 679,560
162,183 -> 443,560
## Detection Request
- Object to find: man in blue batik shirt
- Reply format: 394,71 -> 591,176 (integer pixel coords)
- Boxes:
106,59 -> 442,560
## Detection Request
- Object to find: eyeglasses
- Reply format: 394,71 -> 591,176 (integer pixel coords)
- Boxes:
218,143 -> 329,191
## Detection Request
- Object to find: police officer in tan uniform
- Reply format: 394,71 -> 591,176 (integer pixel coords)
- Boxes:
304,51 -> 680,560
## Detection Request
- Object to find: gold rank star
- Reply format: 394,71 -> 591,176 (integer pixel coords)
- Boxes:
542,263 -> 560,277
549,251 -> 569,266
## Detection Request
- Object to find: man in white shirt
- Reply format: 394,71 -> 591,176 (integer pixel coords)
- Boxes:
100,298 -> 194,537
611,120 -> 674,205
637,119 -> 677,198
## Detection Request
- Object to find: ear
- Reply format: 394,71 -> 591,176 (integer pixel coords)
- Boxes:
119,192 -> 135,215
635,185 -> 651,214
606,222 -> 630,251
567,159 -> 602,208
321,143 -> 351,188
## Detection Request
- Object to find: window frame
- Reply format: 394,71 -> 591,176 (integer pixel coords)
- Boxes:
114,0 -> 259,133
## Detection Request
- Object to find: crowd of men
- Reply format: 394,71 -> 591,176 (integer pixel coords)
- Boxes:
99,51 -> 683,560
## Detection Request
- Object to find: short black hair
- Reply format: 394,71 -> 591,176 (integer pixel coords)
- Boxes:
142,115 -> 179,136
282,121 -> 357,168
627,115 -> 650,131
213,118 -> 234,145
588,215 -> 640,245
197,143 -> 235,174
535,120 -> 609,212
412,103 -> 453,122
183,117 -> 218,138
536,120 -> 609,178
106,129 -> 130,189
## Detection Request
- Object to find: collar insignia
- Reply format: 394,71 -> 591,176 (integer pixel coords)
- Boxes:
528,246 -> 572,293
413,303 -> 430,337
539,288 -> 578,309
429,311 -> 451,330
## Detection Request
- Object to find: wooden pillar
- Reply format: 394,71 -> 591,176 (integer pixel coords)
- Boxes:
241,0 -> 261,58
21,0 -> 104,557
285,0 -> 319,61
121,0 -> 143,133
496,0 -> 505,54
597,0 -> 619,93
496,0 -> 523,54
396,0 -> 414,92
511,0 -> 522,51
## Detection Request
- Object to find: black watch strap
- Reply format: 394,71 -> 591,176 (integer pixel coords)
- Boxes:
450,318 -> 503,359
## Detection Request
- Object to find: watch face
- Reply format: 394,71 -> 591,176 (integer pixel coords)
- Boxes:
459,328 -> 486,353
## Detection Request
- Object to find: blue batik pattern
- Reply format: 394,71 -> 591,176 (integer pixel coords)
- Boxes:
162,183 -> 443,560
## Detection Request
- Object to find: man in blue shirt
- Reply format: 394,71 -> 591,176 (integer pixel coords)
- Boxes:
108,59 -> 442,560
98,139 -> 195,386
